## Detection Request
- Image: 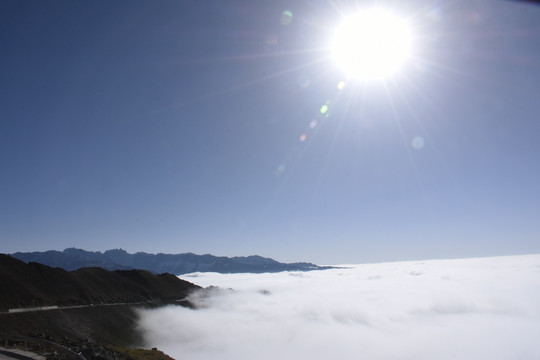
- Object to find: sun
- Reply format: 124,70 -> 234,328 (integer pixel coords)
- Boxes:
332,8 -> 412,80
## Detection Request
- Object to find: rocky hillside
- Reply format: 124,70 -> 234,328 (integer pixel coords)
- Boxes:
12,248 -> 329,274
0,253 -> 202,355
0,254 -> 200,311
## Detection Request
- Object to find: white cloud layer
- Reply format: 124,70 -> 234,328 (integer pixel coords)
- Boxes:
137,255 -> 540,360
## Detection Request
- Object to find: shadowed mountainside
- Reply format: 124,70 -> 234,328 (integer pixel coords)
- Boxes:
0,254 -> 200,311
0,254 -> 201,350
12,248 -> 329,274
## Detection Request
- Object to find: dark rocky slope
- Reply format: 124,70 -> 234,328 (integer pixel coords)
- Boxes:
1,305 -> 144,346
0,254 -> 199,311
0,254 -> 200,350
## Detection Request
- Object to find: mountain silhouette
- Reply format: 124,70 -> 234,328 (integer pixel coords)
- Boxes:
12,248 -> 329,274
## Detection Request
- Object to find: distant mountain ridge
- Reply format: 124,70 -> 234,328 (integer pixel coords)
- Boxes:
11,248 -> 328,274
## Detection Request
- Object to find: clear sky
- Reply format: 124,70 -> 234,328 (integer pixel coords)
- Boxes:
1,0 -> 539,264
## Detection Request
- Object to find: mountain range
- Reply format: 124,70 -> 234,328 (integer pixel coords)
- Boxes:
11,248 -> 329,274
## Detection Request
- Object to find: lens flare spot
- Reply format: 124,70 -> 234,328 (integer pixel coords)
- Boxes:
299,134 -> 307,142
467,11 -> 482,25
266,34 -> 278,45
320,104 -> 328,114
276,163 -> 286,175
412,136 -> 425,149
425,7 -> 442,22
309,120 -> 318,129
337,81 -> 346,90
299,77 -> 310,88
281,11 -> 293,26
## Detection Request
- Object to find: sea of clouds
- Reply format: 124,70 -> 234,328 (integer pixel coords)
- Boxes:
137,255 -> 540,360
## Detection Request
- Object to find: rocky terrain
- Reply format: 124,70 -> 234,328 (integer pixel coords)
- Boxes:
1,333 -> 175,360
0,254 -> 199,310
0,254 -> 200,359
12,248 -> 329,274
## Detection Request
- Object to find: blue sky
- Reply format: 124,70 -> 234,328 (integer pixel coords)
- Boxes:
1,0 -> 539,264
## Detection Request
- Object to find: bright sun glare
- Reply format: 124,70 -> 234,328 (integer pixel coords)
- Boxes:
332,8 -> 412,80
